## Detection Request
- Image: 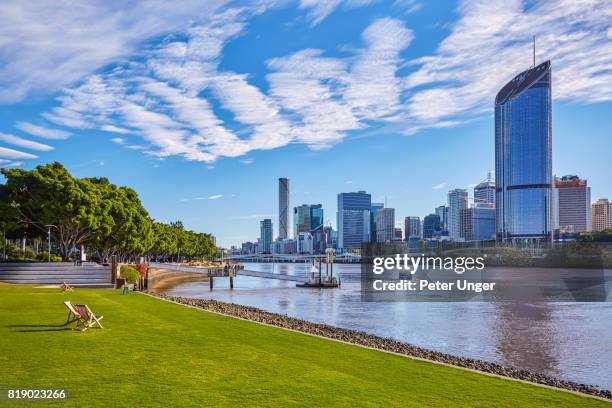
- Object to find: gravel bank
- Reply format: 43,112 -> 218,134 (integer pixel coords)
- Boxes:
147,292 -> 611,400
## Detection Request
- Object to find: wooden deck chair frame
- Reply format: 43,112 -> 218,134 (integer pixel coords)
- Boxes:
63,301 -> 104,331
63,301 -> 81,326
74,304 -> 104,331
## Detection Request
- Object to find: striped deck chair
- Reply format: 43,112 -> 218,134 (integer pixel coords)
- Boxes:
63,301 -> 104,331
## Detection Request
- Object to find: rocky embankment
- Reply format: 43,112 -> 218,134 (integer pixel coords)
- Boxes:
147,292 -> 611,400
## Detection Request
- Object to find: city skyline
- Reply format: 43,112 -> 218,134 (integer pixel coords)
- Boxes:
1,1 -> 611,247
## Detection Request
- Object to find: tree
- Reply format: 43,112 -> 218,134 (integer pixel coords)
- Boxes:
0,162 -> 216,262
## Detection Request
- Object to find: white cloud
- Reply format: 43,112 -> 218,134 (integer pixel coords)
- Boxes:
14,122 -> 71,140
432,182 -> 447,190
299,0 -> 382,26
207,194 -> 224,200
0,0 -> 233,102
17,0 -> 612,165
403,0 -> 612,129
240,158 -> 254,165
0,133 -> 53,151
0,147 -> 38,159
111,138 -> 125,145
101,124 -> 132,134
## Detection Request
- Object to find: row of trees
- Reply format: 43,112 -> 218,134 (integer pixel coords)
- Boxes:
0,162 -> 216,262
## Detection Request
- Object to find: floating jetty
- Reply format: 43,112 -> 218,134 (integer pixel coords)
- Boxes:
296,251 -> 340,288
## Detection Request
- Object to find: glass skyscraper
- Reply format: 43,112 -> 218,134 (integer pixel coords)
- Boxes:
337,191 -> 371,250
495,60 -> 553,242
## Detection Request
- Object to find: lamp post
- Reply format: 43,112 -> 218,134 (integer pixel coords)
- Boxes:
45,225 -> 57,262
2,224 -> 5,261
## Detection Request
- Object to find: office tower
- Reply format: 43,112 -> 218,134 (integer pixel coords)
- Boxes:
474,173 -> 496,205
460,205 -> 496,241
278,178 -> 290,239
404,216 -> 421,240
241,241 -> 255,254
459,208 -> 473,241
448,189 -> 468,240
393,228 -> 403,242
435,205 -> 448,232
370,202 -> 384,242
375,208 -> 395,243
310,204 -> 324,230
293,205 -> 311,238
553,175 -> 591,232
260,219 -> 273,254
297,232 -> 313,254
495,60 -> 553,242
423,214 -> 441,239
337,191 -> 371,250
592,199 -> 612,231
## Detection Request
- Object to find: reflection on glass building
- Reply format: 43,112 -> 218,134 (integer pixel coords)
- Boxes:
495,60 -> 553,242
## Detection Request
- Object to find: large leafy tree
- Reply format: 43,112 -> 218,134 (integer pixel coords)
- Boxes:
1,162 -> 216,262
1,162 -> 112,259
87,178 -> 153,262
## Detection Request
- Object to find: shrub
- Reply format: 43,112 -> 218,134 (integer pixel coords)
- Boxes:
120,265 -> 140,284
35,253 -> 62,262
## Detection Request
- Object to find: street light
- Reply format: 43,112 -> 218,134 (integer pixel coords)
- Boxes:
45,225 -> 57,262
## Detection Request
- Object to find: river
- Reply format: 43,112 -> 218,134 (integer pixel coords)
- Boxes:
156,262 -> 612,390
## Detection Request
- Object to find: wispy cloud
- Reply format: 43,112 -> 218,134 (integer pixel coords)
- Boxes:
432,182 -> 447,190
0,133 -> 53,151
14,122 -> 71,140
0,147 -> 38,160
195,194 -> 224,200
101,124 -> 132,134
111,137 -> 125,145
240,158 -> 254,165
6,0 -> 611,166
402,0 -> 612,132
0,1 -> 233,103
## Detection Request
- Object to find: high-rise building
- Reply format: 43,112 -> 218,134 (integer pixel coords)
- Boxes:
293,205 -> 311,238
278,178 -> 290,239
460,205 -> 496,241
394,228 -> 403,242
474,173 -> 496,205
375,208 -> 395,243
553,175 -> 591,232
297,232 -> 313,254
435,205 -> 448,232
404,216 -> 421,240
310,204 -> 324,230
448,189 -> 468,240
337,191 -> 371,250
370,202 -> 384,242
459,208 -> 473,241
294,204 -> 323,238
423,214 -> 441,239
592,199 -> 612,231
260,219 -> 273,254
495,60 -> 553,242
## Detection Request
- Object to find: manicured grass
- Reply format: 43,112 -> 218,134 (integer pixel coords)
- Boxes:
0,284 -> 607,407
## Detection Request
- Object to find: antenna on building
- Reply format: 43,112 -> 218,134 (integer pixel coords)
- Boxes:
533,35 -> 536,67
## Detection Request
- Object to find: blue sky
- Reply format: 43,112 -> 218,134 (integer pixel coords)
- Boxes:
0,0 -> 611,247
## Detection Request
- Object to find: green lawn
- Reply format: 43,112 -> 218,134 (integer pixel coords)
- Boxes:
0,284 -> 608,407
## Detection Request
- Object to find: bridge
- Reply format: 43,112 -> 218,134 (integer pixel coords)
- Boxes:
220,253 -> 361,263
